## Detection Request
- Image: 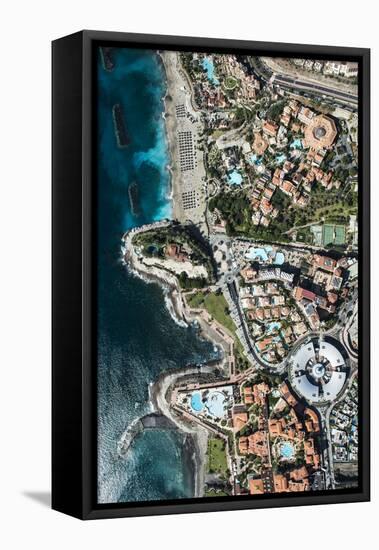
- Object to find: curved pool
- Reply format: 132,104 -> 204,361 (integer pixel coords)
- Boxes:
245,246 -> 273,263
205,391 -> 226,418
202,57 -> 219,85
228,169 -> 243,185
190,391 -> 204,413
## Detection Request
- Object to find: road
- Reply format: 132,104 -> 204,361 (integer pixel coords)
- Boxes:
323,369 -> 358,489
326,283 -> 358,361
272,73 -> 358,107
247,55 -> 358,110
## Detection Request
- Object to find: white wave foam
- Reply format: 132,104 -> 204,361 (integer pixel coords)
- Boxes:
163,292 -> 188,328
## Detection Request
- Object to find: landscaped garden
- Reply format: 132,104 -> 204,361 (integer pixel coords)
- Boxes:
207,437 -> 228,476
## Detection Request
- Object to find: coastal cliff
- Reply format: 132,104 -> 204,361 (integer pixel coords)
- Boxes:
121,222 -> 189,326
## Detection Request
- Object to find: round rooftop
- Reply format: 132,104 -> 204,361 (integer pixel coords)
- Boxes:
288,336 -> 349,404
313,126 -> 327,139
303,114 -> 337,151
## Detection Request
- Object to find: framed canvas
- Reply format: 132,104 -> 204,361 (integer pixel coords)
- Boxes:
52,30 -> 370,519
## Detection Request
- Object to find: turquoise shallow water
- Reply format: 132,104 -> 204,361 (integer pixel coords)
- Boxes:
202,57 -> 219,85
97,47 -> 216,504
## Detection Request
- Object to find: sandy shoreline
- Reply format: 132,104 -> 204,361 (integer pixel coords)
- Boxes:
159,50 -> 207,233
159,51 -> 184,222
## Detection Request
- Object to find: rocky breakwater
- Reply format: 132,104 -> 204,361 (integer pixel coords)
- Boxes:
117,412 -> 178,457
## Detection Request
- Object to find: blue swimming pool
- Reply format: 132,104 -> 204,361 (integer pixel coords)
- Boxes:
202,57 -> 219,85
275,252 -> 285,265
280,441 -> 295,459
276,153 -> 286,164
190,391 -> 204,413
245,246 -> 273,262
290,138 -> 303,150
267,321 -> 281,334
228,169 -> 243,185
248,153 -> 263,166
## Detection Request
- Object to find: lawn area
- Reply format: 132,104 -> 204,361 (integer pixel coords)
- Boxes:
204,488 -> 228,497
186,290 -> 205,309
187,291 -> 236,332
187,290 -> 248,369
313,203 -> 354,224
207,438 -> 228,475
223,76 -> 238,90
296,226 -> 313,245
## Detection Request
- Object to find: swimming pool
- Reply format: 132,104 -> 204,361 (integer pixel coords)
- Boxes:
276,153 -> 286,164
190,391 -> 204,413
280,441 -> 295,459
275,252 -> 285,265
205,391 -> 227,418
290,138 -> 303,150
248,153 -> 263,166
202,57 -> 219,85
245,246 -> 273,262
267,321 -> 281,334
228,169 -> 243,185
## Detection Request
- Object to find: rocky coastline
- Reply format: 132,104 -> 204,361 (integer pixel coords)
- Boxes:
119,227 -> 228,497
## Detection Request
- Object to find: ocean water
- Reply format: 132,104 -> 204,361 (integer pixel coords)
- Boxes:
97,47 -> 216,504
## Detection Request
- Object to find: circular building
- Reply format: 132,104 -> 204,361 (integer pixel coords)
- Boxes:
288,336 -> 349,404
304,115 -> 337,150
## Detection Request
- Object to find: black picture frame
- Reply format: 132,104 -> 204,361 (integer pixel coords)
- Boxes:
52,30 -> 370,520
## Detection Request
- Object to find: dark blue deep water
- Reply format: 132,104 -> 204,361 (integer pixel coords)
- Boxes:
97,47 -> 215,503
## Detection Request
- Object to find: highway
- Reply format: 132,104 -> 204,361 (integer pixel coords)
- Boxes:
246,54 -> 358,111
272,73 -> 358,107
